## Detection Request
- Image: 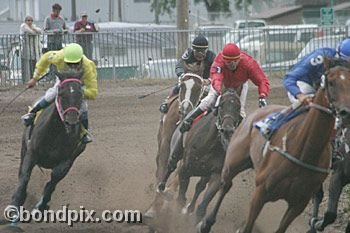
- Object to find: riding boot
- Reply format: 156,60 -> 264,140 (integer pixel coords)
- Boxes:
21,98 -> 49,126
179,106 -> 204,133
159,85 -> 180,114
81,114 -> 93,144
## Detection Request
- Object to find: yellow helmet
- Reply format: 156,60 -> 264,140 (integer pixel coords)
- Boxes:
63,43 -> 83,63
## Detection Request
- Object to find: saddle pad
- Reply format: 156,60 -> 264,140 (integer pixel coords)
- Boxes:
192,112 -> 206,125
254,107 -> 307,138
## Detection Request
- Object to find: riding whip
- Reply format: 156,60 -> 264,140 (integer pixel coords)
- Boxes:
0,72 -> 49,116
138,83 -> 177,99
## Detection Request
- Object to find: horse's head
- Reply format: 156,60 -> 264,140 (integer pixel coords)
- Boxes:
178,73 -> 206,120
323,57 -> 350,122
216,88 -> 242,150
55,71 -> 84,135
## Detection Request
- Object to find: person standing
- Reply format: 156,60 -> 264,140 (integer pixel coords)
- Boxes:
20,16 -> 42,82
74,11 -> 98,60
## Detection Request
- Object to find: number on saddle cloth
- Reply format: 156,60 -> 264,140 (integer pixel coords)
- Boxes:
254,107 -> 308,139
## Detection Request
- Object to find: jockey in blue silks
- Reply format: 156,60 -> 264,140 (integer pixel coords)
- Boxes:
257,38 -> 350,139
284,38 -> 350,105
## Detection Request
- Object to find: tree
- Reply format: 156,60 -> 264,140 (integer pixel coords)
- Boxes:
151,0 -> 231,23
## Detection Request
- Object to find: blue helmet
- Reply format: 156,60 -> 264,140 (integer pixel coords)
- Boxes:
337,38 -> 350,61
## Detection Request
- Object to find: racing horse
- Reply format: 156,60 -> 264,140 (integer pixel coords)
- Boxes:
145,72 -> 208,218
197,57 -> 350,233
8,71 -> 86,215
162,88 -> 242,216
308,126 -> 350,233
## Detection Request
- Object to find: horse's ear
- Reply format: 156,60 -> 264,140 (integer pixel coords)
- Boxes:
323,56 -> 330,70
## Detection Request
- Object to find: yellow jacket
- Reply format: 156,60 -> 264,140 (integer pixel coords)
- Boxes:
33,49 -> 98,100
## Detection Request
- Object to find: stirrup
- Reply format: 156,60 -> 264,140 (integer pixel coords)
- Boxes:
159,102 -> 168,113
21,113 -> 36,127
82,132 -> 93,144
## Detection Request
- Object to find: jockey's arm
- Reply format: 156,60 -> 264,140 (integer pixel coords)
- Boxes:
247,60 -> 270,98
81,59 -> 98,100
32,52 -> 54,81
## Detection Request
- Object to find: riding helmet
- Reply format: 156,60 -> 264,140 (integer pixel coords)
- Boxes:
337,38 -> 350,61
192,34 -> 208,50
64,43 -> 83,63
222,43 -> 241,62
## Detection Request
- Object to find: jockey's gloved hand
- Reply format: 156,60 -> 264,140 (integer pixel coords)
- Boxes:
258,97 -> 267,108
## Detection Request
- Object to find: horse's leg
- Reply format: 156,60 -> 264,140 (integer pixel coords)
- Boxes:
307,186 -> 324,233
10,152 -> 36,208
197,157 -> 252,233
195,173 -> 220,223
176,163 -> 190,209
158,128 -> 183,192
274,200 -> 309,233
185,176 -> 210,215
35,159 -> 75,211
315,165 -> 347,231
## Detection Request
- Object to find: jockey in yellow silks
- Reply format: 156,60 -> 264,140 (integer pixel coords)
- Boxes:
21,43 -> 98,144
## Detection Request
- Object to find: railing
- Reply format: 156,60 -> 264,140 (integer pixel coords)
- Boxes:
0,25 -> 349,87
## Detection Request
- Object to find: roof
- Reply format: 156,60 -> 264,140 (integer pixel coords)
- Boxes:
251,5 -> 303,20
334,2 -> 350,11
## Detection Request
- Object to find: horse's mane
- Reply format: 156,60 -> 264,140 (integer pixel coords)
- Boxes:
326,57 -> 350,70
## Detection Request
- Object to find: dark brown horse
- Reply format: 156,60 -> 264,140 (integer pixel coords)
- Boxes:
166,88 -> 242,216
145,72 -> 208,218
197,58 -> 350,233
308,125 -> 350,233
8,71 -> 86,220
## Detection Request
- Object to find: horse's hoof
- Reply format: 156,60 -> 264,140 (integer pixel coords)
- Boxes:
314,220 -> 325,231
196,221 -> 210,233
156,183 -> 166,193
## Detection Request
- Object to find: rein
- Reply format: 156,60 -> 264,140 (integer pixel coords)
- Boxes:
55,78 -> 82,122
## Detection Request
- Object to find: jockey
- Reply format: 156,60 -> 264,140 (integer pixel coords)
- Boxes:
21,43 -> 98,144
258,38 -> 350,140
159,34 -> 216,113
284,37 -> 350,105
179,43 -> 270,133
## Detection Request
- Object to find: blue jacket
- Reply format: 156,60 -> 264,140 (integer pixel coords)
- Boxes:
283,48 -> 337,98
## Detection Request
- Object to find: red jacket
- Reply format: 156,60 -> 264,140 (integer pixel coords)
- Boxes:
210,52 -> 270,97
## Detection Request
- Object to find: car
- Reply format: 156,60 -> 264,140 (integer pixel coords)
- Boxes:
233,20 -> 266,29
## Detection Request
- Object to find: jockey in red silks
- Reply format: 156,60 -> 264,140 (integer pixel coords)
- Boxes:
179,43 -> 270,133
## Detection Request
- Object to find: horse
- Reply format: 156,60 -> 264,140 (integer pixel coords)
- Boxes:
164,88 -> 242,216
8,70 -> 86,216
145,72 -> 208,218
196,57 -> 350,233
308,125 -> 350,233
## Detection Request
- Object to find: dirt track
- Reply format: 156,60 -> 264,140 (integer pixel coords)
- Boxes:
0,78 -> 348,233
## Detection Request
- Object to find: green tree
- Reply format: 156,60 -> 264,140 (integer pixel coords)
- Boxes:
234,0 -> 252,10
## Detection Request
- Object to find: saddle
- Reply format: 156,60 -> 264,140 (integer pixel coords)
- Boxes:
254,106 -> 308,140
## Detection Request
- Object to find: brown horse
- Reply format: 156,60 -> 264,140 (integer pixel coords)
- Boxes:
308,125 -> 350,233
197,57 -> 350,233
145,72 -> 208,218
167,88 -> 242,216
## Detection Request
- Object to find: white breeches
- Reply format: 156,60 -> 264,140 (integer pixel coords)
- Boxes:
287,81 -> 315,104
198,81 -> 249,118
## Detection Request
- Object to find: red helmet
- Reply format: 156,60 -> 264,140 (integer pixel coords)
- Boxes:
222,43 -> 240,62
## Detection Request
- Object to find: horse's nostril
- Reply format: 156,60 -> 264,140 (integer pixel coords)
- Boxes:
339,110 -> 350,118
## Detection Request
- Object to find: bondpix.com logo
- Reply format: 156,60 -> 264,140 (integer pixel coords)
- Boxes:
4,205 -> 142,226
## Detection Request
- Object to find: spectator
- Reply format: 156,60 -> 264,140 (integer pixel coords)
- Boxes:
43,3 -> 67,52
74,11 -> 98,60
20,16 -> 42,82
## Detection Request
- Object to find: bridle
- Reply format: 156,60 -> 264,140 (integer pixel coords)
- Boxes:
215,91 -> 241,132
55,78 -> 82,122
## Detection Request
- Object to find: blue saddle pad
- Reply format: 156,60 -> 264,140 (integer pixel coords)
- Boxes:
254,108 -> 307,139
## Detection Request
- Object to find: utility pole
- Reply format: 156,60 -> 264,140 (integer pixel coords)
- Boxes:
71,0 -> 76,21
117,0 -> 122,22
109,0 -> 114,21
176,0 -> 189,58
154,0 -> 160,24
